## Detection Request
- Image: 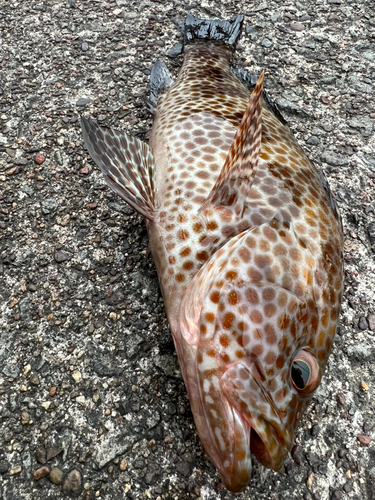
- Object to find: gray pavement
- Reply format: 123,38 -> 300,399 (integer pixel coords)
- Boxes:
0,1 -> 374,499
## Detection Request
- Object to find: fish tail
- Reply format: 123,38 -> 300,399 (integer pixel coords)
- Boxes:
184,12 -> 244,50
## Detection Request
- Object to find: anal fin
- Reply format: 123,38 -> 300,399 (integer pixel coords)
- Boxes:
81,118 -> 157,220
200,72 -> 264,219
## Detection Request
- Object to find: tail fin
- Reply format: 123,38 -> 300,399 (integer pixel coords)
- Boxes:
184,12 -> 244,49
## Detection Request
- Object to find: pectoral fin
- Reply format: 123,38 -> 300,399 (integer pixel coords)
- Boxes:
81,118 -> 157,220
200,72 -> 264,218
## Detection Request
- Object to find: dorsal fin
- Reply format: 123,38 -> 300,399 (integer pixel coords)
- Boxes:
232,66 -> 287,126
81,118 -> 157,220
200,72 -> 264,218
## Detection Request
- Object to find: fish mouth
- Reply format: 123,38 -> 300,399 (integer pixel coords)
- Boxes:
245,377 -> 290,472
217,360 -> 290,489
238,409 -> 286,472
249,425 -> 284,470
246,382 -> 289,472
216,408 -> 286,492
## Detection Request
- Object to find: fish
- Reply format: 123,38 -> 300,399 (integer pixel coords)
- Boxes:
81,13 -> 344,492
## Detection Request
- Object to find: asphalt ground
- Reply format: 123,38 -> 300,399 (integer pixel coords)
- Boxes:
0,1 -> 374,499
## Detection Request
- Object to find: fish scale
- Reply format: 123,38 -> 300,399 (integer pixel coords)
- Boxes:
81,13 -> 344,493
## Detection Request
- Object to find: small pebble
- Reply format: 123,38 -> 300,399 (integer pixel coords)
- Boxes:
82,42 -> 88,51
30,373 -> 40,386
54,250 -> 69,263
262,38 -> 273,48
357,434 -> 371,446
0,463 -> 9,474
76,97 -> 91,106
343,482 -> 352,493
290,22 -> 305,31
167,43 -> 183,58
306,136 -> 319,145
35,448 -> 47,465
360,381 -> 369,391
9,465 -> 22,475
368,314 -> 375,331
336,393 -> 346,405
72,371 -> 82,383
49,387 -> 57,397
119,459 -> 128,471
109,312 -> 118,321
363,420 -> 374,433
9,298 -> 19,309
311,423 -> 320,437
46,448 -> 62,461
35,153 -> 45,165
358,316 -> 369,330
6,148 -> 16,158
21,411 -> 30,425
307,473 -> 314,489
63,469 -> 82,494
49,467 -> 63,485
33,466 -> 50,481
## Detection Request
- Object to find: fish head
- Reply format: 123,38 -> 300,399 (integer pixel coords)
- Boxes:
180,252 -> 326,491
219,344 -> 321,475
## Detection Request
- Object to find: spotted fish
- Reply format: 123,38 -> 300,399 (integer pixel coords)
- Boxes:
81,13 -> 344,492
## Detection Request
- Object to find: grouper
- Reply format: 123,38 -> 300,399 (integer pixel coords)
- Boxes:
81,13 -> 344,492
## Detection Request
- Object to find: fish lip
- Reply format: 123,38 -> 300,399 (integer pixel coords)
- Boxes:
215,407 -> 252,492
249,421 -> 286,471
215,406 -> 287,490
232,368 -> 291,472
217,355 -> 291,481
249,376 -> 290,470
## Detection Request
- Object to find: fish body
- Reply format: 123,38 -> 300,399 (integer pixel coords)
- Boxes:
81,13 -> 344,492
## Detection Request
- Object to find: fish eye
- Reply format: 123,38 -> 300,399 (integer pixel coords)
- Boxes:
291,359 -> 310,390
290,351 -> 319,394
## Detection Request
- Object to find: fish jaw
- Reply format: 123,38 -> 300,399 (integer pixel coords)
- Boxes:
213,407 -> 252,492
177,225 -> 324,491
178,274 -> 285,492
179,343 -> 292,492
220,357 -> 294,472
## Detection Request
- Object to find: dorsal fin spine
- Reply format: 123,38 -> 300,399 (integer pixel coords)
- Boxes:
200,72 -> 265,217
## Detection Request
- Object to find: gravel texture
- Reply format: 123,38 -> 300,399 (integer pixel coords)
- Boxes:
0,1 -> 375,500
